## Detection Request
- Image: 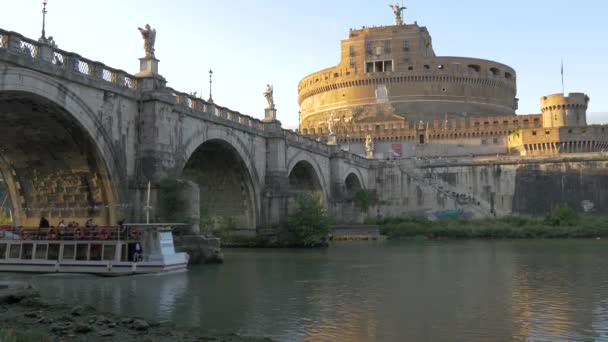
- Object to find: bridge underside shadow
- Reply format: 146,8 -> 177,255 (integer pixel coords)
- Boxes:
0,92 -> 116,226
288,161 -> 325,211
182,139 -> 256,231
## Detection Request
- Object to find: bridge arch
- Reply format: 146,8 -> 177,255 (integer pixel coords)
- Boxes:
344,172 -> 363,197
287,153 -> 329,206
0,67 -> 122,226
180,129 -> 260,230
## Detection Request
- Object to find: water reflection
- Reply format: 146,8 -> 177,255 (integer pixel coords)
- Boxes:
2,240 -> 608,341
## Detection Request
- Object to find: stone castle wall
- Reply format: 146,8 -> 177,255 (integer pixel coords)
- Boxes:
298,24 -> 518,133
366,154 -> 608,219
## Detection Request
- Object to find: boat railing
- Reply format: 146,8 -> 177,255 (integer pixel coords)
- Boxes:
0,225 -> 143,242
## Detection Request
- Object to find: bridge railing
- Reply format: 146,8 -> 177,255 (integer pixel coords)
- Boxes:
0,29 -> 138,91
284,130 -> 331,153
168,88 -> 266,132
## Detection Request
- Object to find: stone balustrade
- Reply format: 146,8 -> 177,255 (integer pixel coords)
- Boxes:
0,29 -> 138,91
168,88 -> 267,132
0,27 -> 336,156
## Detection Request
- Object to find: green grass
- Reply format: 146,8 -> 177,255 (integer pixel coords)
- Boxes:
378,209 -> 608,240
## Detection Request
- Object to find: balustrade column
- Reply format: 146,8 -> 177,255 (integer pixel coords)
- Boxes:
115,70 -> 126,87
7,32 -> 23,53
92,62 -> 105,80
37,43 -> 53,63
65,53 -> 79,73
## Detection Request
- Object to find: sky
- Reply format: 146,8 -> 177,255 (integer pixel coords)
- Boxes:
1,0 -> 607,128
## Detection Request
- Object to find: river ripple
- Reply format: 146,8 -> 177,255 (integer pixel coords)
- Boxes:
3,240 -> 608,341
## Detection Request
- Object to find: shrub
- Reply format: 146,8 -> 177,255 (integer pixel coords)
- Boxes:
0,210 -> 11,225
353,190 -> 376,212
287,194 -> 330,246
544,206 -> 579,226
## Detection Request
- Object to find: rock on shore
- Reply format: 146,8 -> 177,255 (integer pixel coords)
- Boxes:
0,281 -> 272,342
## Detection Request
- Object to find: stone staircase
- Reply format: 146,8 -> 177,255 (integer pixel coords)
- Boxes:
399,160 -> 498,219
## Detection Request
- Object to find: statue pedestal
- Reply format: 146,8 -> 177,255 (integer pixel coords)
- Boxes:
366,151 -> 374,159
264,108 -> 277,122
136,57 -> 160,77
327,134 -> 337,145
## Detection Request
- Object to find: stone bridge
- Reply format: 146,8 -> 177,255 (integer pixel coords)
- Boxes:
0,28 -> 372,231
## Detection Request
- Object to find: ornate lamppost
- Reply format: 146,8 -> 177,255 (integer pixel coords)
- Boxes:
208,69 -> 214,103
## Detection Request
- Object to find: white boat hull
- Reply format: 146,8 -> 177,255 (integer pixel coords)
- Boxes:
0,254 -> 188,276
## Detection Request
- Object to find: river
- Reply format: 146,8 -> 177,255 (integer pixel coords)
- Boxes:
3,240 -> 608,341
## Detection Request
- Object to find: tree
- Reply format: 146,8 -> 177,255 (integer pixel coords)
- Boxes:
287,194 -> 330,246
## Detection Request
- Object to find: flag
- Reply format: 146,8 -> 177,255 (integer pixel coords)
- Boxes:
561,59 -> 565,94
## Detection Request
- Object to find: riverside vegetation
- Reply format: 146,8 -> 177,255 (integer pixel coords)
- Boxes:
215,194 -> 331,247
378,207 -> 608,239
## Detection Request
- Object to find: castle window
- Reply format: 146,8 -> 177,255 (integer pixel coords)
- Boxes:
350,57 -> 355,67
532,131 -> 537,136
493,138 -> 499,144
568,129 -> 573,133
545,130 -> 550,135
408,66 -> 413,71
375,61 -> 384,72
366,42 -> 372,55
438,64 -> 444,70
403,40 -> 410,51
349,46 -> 355,57
375,46 -> 383,55
489,67 -> 500,76
424,65 -> 430,70
467,64 -> 481,74
505,72 -> 513,79
366,62 -> 374,73
384,60 -> 393,72
452,64 -> 460,73
384,41 -> 392,54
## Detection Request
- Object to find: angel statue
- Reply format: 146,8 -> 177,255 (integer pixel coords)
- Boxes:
389,3 -> 407,25
365,135 -> 375,154
138,24 -> 156,58
263,84 -> 274,109
327,112 -> 336,136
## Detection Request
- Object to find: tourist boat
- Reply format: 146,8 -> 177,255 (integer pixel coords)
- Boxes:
0,223 -> 189,276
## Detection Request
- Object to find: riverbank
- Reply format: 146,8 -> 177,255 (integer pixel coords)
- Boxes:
378,211 -> 608,239
0,282 -> 273,342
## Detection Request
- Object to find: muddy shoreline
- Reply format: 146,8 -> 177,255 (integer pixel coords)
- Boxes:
0,281 -> 273,342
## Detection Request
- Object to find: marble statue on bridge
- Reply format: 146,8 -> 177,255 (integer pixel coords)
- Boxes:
138,24 -> 156,58
263,84 -> 274,109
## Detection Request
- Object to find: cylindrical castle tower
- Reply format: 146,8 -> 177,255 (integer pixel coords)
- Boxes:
540,93 -> 589,128
297,21 -> 518,136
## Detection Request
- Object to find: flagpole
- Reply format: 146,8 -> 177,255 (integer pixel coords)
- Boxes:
561,59 -> 565,95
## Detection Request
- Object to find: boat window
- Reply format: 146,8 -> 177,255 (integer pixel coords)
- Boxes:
103,245 -> 116,261
90,244 -> 102,261
121,245 -> 128,262
21,243 -> 33,260
62,244 -> 75,260
9,244 -> 20,259
48,244 -> 60,260
35,244 -> 48,260
0,244 -> 6,259
76,244 -> 88,261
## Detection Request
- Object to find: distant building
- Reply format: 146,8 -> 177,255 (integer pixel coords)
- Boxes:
297,7 -> 607,158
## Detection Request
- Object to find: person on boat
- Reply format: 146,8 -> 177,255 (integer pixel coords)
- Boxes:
85,219 -> 98,239
38,217 -> 50,240
133,242 -> 143,262
57,220 -> 67,238
117,219 -> 127,239
39,217 -> 50,228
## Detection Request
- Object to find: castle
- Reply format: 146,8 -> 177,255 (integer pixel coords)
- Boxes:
297,6 -> 607,159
